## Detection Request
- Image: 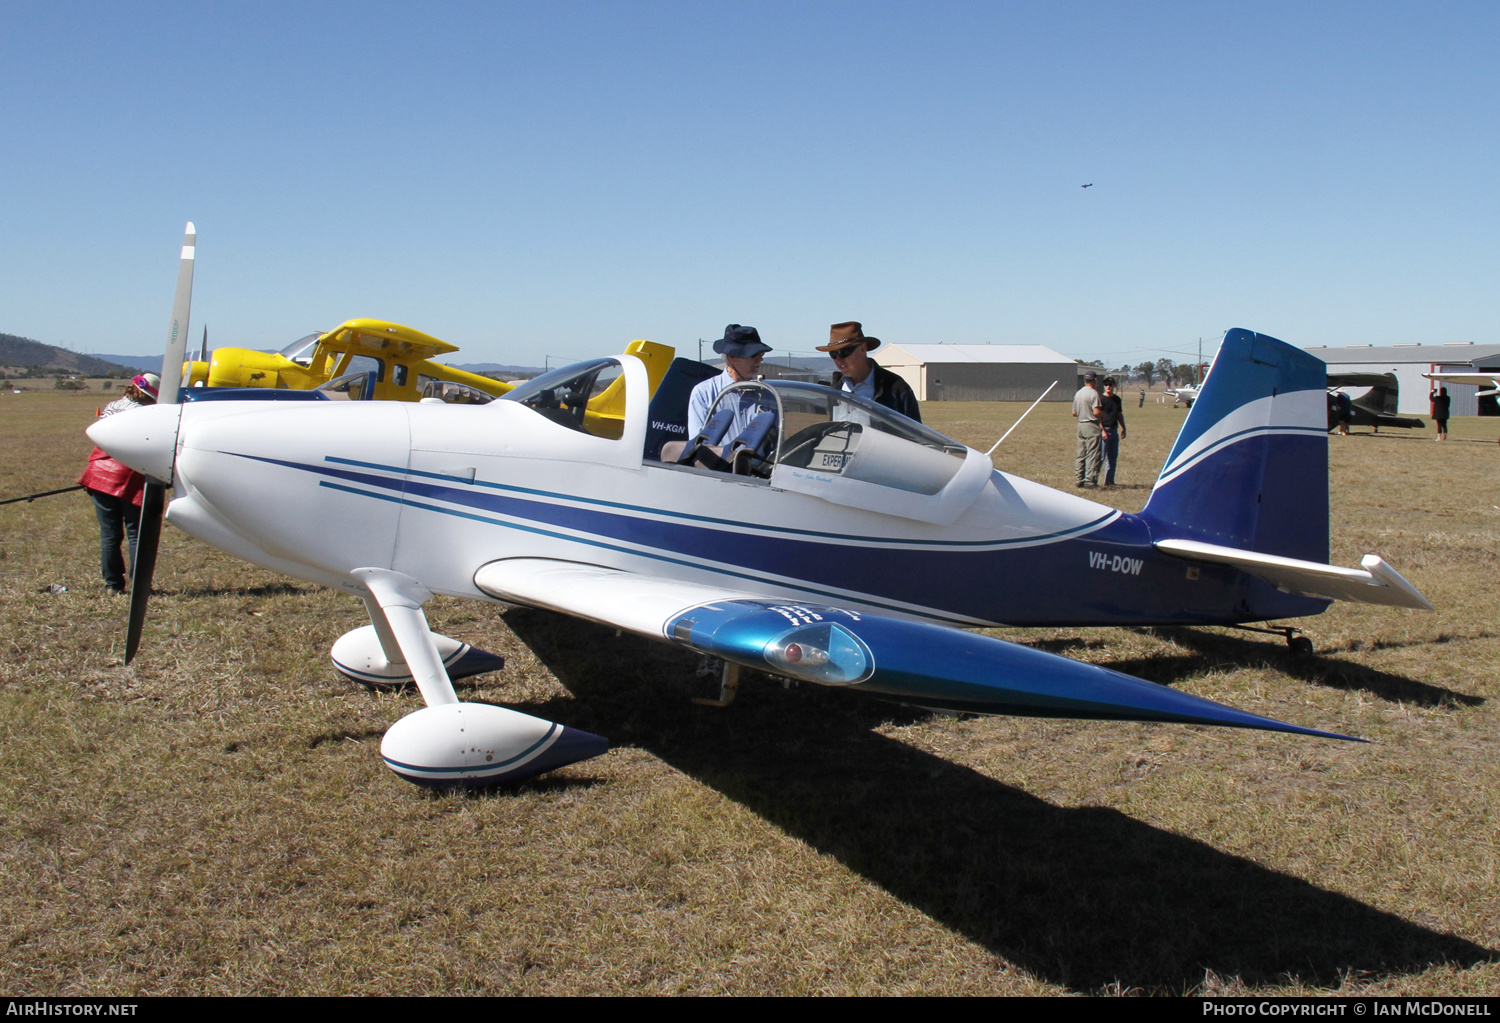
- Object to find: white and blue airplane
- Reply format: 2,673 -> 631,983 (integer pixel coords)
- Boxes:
90,234 -> 1432,788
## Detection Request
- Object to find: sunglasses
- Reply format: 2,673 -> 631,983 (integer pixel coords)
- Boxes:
828,343 -> 863,361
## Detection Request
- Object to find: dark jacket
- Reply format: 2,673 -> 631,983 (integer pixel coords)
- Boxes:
830,360 -> 921,423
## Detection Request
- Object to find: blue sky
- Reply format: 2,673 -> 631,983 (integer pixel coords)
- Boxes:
2,1 -> 1496,368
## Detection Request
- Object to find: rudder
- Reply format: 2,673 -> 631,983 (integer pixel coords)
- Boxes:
1141,329 -> 1328,562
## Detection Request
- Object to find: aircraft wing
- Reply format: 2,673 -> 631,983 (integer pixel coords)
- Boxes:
475,558 -> 760,636
1422,371 -> 1500,396
1153,539 -> 1433,610
474,558 -> 1358,739
1328,372 -> 1399,390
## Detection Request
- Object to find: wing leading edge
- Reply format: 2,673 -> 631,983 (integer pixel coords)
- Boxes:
474,558 -> 1359,740
1422,372 -> 1500,397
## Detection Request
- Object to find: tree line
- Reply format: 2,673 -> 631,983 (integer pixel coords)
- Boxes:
1076,357 -> 1206,387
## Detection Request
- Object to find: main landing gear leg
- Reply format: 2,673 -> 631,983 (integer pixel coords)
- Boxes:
692,659 -> 741,708
347,568 -> 608,787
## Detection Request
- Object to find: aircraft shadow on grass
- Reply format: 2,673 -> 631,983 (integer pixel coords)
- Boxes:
959,629 -> 1483,709
1126,627 -> 1487,709
498,608 -> 1495,994
163,582 -> 312,599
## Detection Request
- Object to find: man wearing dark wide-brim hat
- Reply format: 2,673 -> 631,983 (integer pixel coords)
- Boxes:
687,324 -> 774,439
816,321 -> 921,422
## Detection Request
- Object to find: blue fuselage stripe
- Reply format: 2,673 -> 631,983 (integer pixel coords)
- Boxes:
321,453 -> 1104,549
316,479 -> 983,623
223,450 -> 1318,626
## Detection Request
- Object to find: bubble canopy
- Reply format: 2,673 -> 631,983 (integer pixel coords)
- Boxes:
709,380 -> 970,495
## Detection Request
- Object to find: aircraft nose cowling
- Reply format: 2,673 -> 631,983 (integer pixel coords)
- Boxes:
86,404 -> 182,483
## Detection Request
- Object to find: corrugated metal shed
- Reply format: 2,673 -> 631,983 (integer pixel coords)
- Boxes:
1306,343 -> 1500,415
878,343 -> 1080,402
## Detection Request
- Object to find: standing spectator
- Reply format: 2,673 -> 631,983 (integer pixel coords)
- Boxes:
1334,391 -> 1353,435
77,373 -> 158,594
1430,386 -> 1450,442
1072,371 -> 1103,488
1099,376 -> 1127,487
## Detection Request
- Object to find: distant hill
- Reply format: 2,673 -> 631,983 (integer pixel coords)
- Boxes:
0,333 -> 134,376
85,353 -> 164,373
452,362 -> 546,379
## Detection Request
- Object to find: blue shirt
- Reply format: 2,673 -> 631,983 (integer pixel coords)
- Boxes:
687,371 -> 767,441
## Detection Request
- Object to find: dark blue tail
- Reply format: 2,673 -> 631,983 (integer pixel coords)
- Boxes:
1141,329 -> 1329,562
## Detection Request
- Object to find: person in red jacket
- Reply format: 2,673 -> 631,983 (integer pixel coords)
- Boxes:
78,373 -> 158,593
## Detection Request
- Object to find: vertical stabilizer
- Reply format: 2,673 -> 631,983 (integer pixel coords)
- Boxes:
1141,329 -> 1328,562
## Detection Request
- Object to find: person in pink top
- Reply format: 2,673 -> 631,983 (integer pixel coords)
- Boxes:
77,373 -> 158,593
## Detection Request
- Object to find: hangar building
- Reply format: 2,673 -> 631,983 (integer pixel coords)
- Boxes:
1310,342 -> 1500,416
876,344 -> 1080,402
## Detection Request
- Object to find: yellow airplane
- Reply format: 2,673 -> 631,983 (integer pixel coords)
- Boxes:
182,318 -> 675,412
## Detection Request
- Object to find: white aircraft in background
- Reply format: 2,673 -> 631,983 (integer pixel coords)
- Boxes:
1166,385 -> 1200,407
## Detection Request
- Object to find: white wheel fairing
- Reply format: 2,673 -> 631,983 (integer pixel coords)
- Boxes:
330,625 -> 505,685
380,703 -> 608,787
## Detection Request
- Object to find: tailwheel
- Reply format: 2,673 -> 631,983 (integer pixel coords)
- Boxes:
1228,622 -> 1314,657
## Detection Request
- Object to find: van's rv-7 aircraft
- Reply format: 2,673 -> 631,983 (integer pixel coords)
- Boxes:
90,226 -> 1433,788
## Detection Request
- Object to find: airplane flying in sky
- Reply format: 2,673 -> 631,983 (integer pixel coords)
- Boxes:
88,227 -> 1433,789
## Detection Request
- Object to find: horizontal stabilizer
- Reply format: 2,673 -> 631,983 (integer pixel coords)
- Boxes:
1154,539 -> 1433,610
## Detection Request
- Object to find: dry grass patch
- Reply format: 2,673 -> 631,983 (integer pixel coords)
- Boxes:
1,390 -> 1497,994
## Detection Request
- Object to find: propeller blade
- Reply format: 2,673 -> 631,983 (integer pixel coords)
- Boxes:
125,481 -> 165,664
199,324 -> 208,364
159,222 -> 195,405
126,222 -> 195,664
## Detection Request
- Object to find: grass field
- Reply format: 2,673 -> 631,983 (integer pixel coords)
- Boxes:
2,388 -> 1497,995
